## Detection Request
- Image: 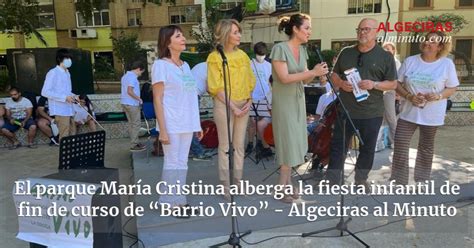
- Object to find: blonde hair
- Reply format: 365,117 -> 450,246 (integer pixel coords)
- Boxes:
419,31 -> 452,58
214,19 -> 241,49
382,42 -> 397,55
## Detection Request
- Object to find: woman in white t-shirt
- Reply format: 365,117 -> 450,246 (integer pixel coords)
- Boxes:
390,31 -> 459,185
151,25 -> 202,217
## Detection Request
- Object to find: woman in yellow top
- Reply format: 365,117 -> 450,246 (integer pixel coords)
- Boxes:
207,19 -> 256,200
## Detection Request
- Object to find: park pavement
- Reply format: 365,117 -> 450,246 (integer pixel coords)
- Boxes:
0,125 -> 472,247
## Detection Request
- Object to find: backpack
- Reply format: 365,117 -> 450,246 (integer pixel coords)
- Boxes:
200,120 -> 219,148
140,82 -> 153,103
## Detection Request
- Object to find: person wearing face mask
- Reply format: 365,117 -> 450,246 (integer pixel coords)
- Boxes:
1,87 -> 37,149
246,42 -> 273,158
41,48 -> 77,140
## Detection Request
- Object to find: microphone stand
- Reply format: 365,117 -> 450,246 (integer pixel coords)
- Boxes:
211,47 -> 252,248
245,59 -> 272,169
301,48 -> 368,248
245,102 -> 267,169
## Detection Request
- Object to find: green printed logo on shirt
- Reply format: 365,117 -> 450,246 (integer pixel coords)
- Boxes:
407,72 -> 434,90
182,74 -> 196,93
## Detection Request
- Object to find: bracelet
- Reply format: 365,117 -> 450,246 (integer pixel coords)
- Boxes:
373,81 -> 379,90
405,93 -> 413,100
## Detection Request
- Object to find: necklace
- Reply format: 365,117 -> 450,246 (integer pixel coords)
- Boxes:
169,58 -> 184,72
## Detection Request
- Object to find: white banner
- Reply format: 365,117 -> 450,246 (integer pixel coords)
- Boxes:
13,178 -> 99,248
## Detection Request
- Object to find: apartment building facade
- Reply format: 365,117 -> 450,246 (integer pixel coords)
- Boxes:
0,0 -> 203,73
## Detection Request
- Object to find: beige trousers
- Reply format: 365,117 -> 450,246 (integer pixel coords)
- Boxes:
213,99 -> 249,184
55,115 -> 73,140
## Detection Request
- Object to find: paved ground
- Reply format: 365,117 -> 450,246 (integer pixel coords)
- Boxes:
0,125 -> 473,247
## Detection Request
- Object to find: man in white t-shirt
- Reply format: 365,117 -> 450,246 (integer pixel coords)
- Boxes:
1,87 -> 37,149
121,61 -> 146,152
247,42 -> 273,158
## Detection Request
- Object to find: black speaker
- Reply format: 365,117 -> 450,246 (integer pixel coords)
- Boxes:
305,86 -> 326,114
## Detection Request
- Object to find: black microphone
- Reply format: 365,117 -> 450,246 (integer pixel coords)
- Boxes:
216,44 -> 227,64
314,45 -> 325,63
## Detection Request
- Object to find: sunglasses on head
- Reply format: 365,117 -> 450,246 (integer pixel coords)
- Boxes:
357,53 -> 363,67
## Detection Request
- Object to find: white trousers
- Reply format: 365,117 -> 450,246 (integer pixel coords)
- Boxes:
159,132 -> 193,206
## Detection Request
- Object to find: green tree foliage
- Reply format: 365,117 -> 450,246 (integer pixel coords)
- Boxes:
93,56 -> 116,80
75,0 -> 176,25
412,13 -> 469,35
0,0 -> 46,46
191,6 -> 223,53
111,32 -> 151,73
414,13 -> 471,79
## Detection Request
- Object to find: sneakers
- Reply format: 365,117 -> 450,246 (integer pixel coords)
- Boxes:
259,147 -> 273,157
27,143 -> 38,149
130,144 -> 146,152
9,142 -> 22,150
49,136 -> 59,146
192,153 -> 212,161
245,143 -> 254,154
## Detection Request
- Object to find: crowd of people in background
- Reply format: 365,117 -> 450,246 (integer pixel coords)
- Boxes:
0,49 -> 98,149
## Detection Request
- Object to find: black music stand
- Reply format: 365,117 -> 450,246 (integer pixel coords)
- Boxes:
59,130 -> 106,170
245,101 -> 272,169
30,130 -> 123,248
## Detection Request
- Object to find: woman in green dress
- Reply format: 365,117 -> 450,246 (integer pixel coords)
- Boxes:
270,14 -> 328,203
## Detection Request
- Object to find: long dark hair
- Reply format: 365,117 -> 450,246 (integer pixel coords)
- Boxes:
157,25 -> 183,59
79,94 -> 93,115
278,13 -> 311,37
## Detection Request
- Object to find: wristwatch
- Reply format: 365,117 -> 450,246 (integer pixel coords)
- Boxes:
373,81 -> 380,90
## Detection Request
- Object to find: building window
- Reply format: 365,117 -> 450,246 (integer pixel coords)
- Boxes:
306,40 -> 321,52
127,9 -> 142,26
76,10 -> 110,27
457,0 -> 474,7
455,39 -> 473,60
35,4 -> 55,29
37,14 -> 55,29
300,0 -> 310,14
411,0 -> 432,8
169,5 -> 202,24
331,40 -> 357,53
454,39 -> 473,81
348,0 -> 382,14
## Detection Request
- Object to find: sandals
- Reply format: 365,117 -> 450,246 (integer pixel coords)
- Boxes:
9,143 -> 21,150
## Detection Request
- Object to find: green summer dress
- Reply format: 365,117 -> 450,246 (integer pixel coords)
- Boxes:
270,42 -> 308,167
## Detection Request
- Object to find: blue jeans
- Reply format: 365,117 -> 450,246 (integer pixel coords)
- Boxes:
190,135 -> 205,156
326,114 -> 383,184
